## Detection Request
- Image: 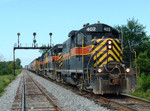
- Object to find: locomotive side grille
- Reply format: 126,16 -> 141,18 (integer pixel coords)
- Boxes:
92,39 -> 122,68
58,53 -> 63,68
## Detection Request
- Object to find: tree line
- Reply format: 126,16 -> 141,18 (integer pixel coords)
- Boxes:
0,58 -> 22,75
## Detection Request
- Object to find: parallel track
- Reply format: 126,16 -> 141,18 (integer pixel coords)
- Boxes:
11,70 -> 64,111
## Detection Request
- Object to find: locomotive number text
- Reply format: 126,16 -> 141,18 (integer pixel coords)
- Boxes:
86,27 -> 96,31
104,27 -> 111,32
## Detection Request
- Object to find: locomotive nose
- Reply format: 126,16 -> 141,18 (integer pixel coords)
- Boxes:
92,38 -> 122,68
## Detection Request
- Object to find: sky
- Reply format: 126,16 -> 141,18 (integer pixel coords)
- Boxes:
0,0 -> 150,67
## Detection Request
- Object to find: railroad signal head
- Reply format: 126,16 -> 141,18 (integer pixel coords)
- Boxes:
33,32 -> 36,37
17,32 -> 20,37
49,33 -> 52,36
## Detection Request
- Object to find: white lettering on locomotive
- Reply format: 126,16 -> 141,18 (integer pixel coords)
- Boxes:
104,27 -> 111,32
86,27 -> 96,31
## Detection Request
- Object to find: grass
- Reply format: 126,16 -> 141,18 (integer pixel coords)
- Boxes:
0,69 -> 22,97
129,76 -> 150,101
129,89 -> 150,101
15,69 -> 22,76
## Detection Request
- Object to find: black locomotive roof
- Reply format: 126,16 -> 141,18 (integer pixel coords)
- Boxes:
68,23 -> 119,37
51,44 -> 63,51
68,30 -> 78,37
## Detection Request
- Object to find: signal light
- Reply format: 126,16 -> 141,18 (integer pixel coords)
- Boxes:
17,32 -> 20,36
108,40 -> 112,44
98,21 -> 100,24
49,33 -> 52,36
108,45 -> 112,49
33,32 -> 36,37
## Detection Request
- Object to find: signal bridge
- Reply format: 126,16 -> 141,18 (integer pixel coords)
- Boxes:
13,32 -> 53,76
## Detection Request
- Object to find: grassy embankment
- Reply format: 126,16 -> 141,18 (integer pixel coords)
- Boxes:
129,75 -> 150,101
0,69 -> 22,97
130,89 -> 150,101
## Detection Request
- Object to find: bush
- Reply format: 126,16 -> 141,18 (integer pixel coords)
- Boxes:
137,51 -> 150,75
0,60 -> 22,75
137,73 -> 150,92
0,84 -> 4,93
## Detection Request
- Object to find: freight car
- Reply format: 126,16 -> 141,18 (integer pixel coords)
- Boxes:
28,22 -> 136,94
28,58 -> 40,73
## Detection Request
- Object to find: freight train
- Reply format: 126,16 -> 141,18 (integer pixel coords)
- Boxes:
27,22 -> 136,94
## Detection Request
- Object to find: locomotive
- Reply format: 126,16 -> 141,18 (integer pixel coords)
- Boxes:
28,22 -> 136,94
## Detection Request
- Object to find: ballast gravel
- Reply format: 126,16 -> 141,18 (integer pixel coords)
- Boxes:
0,72 -> 22,111
28,71 -> 110,111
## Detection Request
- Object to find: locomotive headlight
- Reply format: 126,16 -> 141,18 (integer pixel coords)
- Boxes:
98,68 -> 102,73
108,40 -> 112,44
126,68 -> 130,73
108,45 -> 112,49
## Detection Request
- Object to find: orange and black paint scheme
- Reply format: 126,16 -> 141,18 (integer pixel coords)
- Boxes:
28,23 -> 136,94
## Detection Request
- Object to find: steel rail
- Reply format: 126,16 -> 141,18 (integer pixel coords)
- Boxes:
25,71 -> 64,111
107,98 -> 136,111
121,93 -> 150,105
78,91 -> 136,111
22,73 -> 25,111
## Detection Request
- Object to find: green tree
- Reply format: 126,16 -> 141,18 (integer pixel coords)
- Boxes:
137,42 -> 150,57
137,51 -> 150,75
0,61 -> 13,75
8,62 -> 14,74
15,58 -> 22,69
115,18 -> 149,55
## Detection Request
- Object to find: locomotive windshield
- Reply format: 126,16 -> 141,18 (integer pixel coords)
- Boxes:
84,32 -> 119,44
77,32 -> 120,45
86,32 -> 118,39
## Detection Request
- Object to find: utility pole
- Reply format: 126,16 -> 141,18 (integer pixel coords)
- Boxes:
13,48 -> 15,76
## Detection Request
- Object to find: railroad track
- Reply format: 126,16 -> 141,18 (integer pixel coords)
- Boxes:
103,93 -> 150,111
11,70 -> 64,111
30,71 -> 150,111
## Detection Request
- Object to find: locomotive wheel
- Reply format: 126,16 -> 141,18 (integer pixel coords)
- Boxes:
56,73 -> 61,82
76,76 -> 84,90
60,74 -> 65,83
93,77 -> 103,94
77,82 -> 84,90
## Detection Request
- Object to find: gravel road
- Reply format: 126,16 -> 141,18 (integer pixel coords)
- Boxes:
0,72 -> 22,111
28,70 -> 110,111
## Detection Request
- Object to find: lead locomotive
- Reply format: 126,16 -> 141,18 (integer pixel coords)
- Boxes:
28,22 -> 136,94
